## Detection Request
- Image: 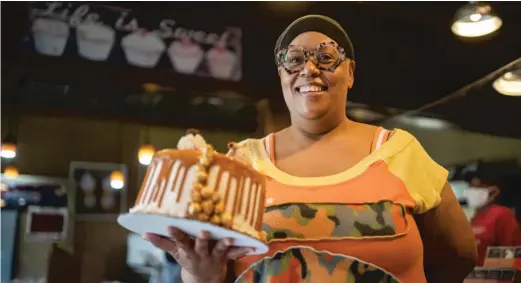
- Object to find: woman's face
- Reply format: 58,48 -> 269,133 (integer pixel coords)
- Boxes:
278,32 -> 355,121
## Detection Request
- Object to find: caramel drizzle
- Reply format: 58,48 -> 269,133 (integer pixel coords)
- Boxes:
158,161 -> 181,208
152,160 -> 172,204
176,165 -> 190,203
250,184 -> 259,226
232,176 -> 244,218
244,181 -> 253,224
136,160 -> 157,205
255,184 -> 266,230
142,160 -> 164,205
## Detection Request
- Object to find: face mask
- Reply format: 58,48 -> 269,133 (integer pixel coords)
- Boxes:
464,187 -> 490,208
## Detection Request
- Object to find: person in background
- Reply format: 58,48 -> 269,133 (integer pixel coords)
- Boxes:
464,170 -> 521,266
162,252 -> 181,283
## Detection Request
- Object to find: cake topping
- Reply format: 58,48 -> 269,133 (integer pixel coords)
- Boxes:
177,129 -> 208,150
227,142 -> 253,165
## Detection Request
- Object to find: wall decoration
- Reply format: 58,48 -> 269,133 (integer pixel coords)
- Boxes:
26,2 -> 243,81
69,161 -> 127,221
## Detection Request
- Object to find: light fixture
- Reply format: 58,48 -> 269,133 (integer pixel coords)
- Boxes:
1,133 -> 17,159
109,170 -> 125,190
3,165 -> 20,179
138,144 -> 156,166
451,2 -> 502,38
493,70 -> 521,97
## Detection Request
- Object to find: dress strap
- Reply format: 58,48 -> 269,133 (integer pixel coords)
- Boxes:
263,134 -> 276,162
371,127 -> 391,153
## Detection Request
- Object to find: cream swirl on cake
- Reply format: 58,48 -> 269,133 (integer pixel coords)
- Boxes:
130,129 -> 267,241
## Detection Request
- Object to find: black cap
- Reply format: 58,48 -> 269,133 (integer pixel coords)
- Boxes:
274,15 -> 355,60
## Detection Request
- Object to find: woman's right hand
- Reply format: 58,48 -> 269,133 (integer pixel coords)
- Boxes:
145,226 -> 253,283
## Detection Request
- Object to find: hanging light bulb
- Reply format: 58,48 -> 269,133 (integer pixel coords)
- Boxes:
109,170 -> 125,190
138,144 -> 156,165
3,165 -> 19,179
1,142 -> 17,159
451,2 -> 502,38
493,70 -> 521,97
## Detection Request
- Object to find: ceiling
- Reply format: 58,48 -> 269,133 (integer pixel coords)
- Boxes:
2,2 -> 521,137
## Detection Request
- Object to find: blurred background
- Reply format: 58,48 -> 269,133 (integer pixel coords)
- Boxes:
1,1 -> 520,283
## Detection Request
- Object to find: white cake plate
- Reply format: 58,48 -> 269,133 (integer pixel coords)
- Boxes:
118,213 -> 269,255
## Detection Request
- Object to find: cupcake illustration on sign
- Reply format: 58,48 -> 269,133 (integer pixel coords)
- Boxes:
168,38 -> 204,74
32,18 -> 70,56
76,22 -> 115,61
206,38 -> 237,80
121,29 -> 166,68
79,172 -> 97,208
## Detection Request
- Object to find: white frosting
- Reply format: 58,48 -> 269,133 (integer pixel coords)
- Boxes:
176,133 -> 207,150
77,22 -> 115,41
206,46 -> 237,65
122,31 -> 165,52
32,18 -> 69,36
169,40 -> 203,58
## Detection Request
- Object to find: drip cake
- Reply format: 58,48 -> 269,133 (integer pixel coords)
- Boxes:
126,130 -> 267,244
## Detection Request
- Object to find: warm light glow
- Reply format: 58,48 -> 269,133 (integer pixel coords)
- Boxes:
1,143 -> 17,159
493,72 -> 521,97
3,165 -> 19,179
451,16 -> 502,37
1,183 -> 7,191
110,170 -> 125,190
138,144 -> 156,165
1,199 -> 5,208
469,13 -> 482,22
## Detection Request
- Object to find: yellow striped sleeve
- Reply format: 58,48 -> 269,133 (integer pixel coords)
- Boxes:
385,132 -> 448,213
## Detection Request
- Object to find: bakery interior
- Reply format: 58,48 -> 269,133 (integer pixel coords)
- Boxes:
1,2 -> 521,283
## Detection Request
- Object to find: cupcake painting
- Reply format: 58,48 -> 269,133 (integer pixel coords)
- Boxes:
32,18 -> 70,56
168,38 -> 204,74
121,29 -> 166,68
76,22 -> 115,61
206,40 -> 238,80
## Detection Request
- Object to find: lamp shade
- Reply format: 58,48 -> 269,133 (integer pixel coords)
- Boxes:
1,142 -> 17,159
451,2 -> 502,38
138,144 -> 156,166
4,165 -> 19,179
493,70 -> 521,97
109,170 -> 125,190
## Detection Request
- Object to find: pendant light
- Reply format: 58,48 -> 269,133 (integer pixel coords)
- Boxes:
109,170 -> 125,190
1,140 -> 17,159
3,165 -> 20,179
138,125 -> 155,166
451,2 -> 502,38
493,70 -> 521,97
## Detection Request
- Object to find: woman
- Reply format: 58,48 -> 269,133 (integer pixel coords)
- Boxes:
465,171 -> 521,266
145,15 -> 477,283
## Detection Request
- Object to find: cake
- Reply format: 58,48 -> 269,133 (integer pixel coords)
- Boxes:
32,18 -> 70,56
168,38 -> 204,74
76,22 -> 115,61
121,29 -> 166,68
130,130 -> 266,241
206,40 -> 238,80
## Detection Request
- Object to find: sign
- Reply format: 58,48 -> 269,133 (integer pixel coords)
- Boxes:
26,2 -> 242,81
70,161 -> 127,221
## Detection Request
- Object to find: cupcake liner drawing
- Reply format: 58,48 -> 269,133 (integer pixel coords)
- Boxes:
121,29 -> 166,68
101,177 -> 115,210
32,18 -> 70,56
79,172 -> 97,208
168,38 -> 204,74
206,40 -> 238,80
76,22 -> 115,61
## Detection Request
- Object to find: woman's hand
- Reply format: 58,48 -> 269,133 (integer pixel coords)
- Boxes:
144,227 -> 253,283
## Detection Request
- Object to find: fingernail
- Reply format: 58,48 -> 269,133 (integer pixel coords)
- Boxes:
199,231 -> 209,239
143,234 -> 151,240
224,238 -> 234,246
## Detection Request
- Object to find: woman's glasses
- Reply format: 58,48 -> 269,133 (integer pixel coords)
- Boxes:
276,41 -> 348,74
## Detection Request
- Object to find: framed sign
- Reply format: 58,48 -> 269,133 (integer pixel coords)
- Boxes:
26,2 -> 242,81
69,161 -> 127,221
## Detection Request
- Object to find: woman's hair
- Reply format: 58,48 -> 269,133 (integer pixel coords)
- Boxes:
274,15 -> 355,60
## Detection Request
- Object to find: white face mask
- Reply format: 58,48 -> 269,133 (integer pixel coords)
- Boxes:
464,187 -> 490,208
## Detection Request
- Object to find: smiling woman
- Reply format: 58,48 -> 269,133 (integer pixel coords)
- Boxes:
145,15 -> 478,283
